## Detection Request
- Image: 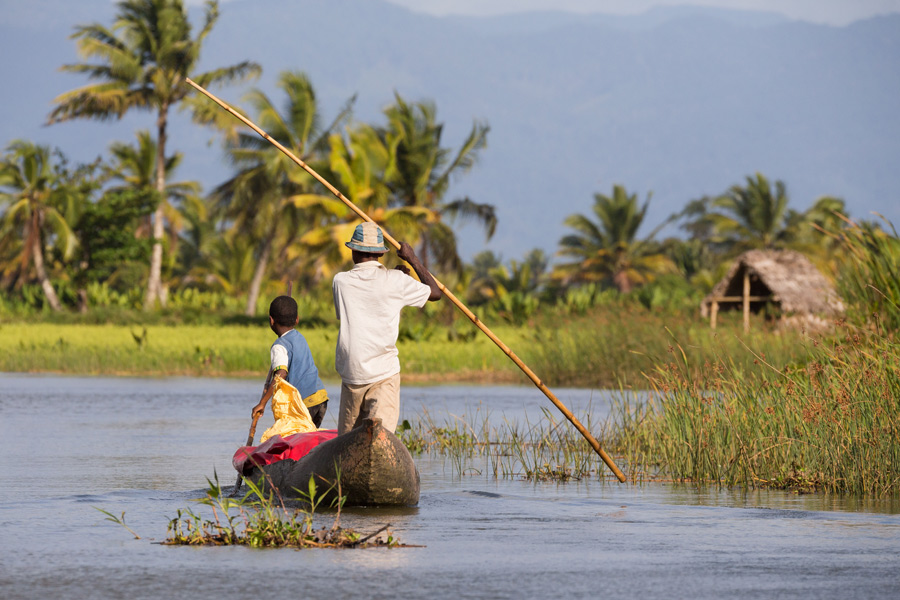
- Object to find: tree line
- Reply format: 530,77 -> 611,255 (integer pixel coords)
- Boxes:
0,0 -> 874,322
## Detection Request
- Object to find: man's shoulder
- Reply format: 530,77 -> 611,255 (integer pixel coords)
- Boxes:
333,270 -> 354,285
377,268 -> 422,291
387,268 -> 429,288
334,263 -> 393,284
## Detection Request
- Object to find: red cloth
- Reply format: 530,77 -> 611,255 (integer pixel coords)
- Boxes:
232,429 -> 338,474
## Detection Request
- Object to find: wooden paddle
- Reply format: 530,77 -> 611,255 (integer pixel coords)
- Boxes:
187,77 -> 626,483
230,393 -> 263,496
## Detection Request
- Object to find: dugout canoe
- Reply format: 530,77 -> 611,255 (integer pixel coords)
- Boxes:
240,418 -> 420,507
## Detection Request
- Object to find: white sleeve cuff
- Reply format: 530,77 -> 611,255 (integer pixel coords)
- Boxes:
270,344 -> 290,373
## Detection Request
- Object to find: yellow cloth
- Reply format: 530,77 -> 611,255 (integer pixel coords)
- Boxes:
259,377 -> 318,443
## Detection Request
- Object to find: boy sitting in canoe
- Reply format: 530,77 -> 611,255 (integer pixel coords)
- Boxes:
252,296 -> 329,442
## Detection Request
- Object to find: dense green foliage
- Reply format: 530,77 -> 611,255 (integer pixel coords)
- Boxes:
74,189 -> 157,293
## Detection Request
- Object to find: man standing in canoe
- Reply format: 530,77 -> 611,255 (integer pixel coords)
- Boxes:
333,222 -> 442,434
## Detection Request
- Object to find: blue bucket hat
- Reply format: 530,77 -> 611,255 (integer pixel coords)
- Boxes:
345,222 -> 388,254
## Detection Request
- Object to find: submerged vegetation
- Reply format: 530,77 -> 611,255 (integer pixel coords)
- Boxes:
397,408 -> 618,484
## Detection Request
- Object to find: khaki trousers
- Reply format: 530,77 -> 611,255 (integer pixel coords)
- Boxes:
337,373 -> 401,435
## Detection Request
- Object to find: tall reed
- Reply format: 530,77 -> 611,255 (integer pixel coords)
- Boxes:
835,215 -> 900,332
611,325 -> 900,496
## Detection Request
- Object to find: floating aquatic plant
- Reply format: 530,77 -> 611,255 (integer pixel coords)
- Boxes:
163,473 -> 404,548
96,472 -> 408,549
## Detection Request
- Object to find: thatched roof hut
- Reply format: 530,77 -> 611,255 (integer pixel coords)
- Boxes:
701,249 -> 844,331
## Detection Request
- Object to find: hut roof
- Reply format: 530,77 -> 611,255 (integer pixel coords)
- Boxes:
702,249 -> 844,317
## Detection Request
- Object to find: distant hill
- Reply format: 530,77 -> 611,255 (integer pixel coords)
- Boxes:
2,0 -> 898,260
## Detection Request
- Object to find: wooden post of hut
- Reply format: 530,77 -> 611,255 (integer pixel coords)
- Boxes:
710,300 -> 718,330
743,269 -> 750,333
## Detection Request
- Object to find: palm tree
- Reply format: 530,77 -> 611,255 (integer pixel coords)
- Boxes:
214,71 -> 353,315
785,195 -> 850,273
296,123 -> 437,281
107,130 -> 200,302
466,250 -> 503,304
469,249 -> 547,300
176,194 -> 217,287
556,184 -> 674,293
47,0 -> 260,309
0,141 -> 79,311
787,195 -> 848,249
183,224 -> 258,296
684,174 -> 849,264
707,172 -> 791,250
380,94 -> 496,272
477,249 -> 547,325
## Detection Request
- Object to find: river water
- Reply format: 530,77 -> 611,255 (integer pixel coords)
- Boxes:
0,373 -> 898,599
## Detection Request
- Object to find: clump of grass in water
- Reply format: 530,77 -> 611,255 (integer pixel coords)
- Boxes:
499,408 -> 611,482
397,406 -> 618,483
98,473 -> 405,548
397,409 -> 488,476
163,473 -> 403,548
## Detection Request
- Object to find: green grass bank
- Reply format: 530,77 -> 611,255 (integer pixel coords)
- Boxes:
1,308 -> 816,386
0,321 -> 526,381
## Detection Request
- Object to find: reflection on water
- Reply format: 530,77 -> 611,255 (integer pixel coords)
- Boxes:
0,374 -> 898,599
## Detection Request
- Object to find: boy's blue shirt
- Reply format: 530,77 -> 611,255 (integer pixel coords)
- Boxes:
272,329 -> 326,399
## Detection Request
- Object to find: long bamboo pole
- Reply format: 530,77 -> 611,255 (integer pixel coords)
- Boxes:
185,77 -> 626,482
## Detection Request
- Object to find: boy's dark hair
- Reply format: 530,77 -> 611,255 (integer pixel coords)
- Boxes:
269,296 -> 298,327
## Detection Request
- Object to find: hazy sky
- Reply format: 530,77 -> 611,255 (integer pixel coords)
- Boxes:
382,0 -> 900,25
186,0 -> 900,25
